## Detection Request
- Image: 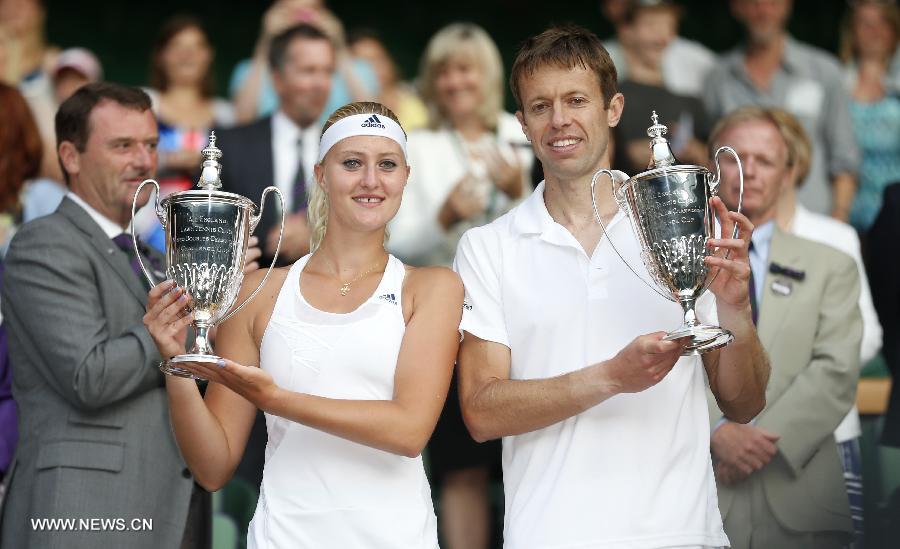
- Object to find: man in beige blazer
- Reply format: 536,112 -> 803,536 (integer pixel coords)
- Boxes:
706,106 -> 863,548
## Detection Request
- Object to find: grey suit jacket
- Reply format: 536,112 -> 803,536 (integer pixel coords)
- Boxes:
707,228 -> 862,535
0,197 -> 195,549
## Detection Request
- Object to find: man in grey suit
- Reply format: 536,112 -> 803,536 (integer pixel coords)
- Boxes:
707,106 -> 863,548
0,83 -> 206,548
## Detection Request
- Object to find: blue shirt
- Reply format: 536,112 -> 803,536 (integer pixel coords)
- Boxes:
749,219 -> 776,306
228,58 -> 379,125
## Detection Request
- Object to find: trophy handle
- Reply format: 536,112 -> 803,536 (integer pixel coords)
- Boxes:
131,179 -> 162,288
710,146 -> 744,224
590,169 -> 673,302
700,146 -> 745,294
217,187 -> 286,325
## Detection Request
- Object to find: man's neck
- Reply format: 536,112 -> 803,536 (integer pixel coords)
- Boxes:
278,109 -> 315,132
775,185 -> 797,232
67,190 -> 129,236
543,169 -> 619,256
745,32 -> 785,63
747,207 -> 777,232
743,33 -> 785,91
623,50 -> 664,86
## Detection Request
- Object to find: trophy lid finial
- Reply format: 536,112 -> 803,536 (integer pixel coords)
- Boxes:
647,110 -> 668,140
645,110 -> 677,168
201,131 -> 222,162
198,131 -> 223,190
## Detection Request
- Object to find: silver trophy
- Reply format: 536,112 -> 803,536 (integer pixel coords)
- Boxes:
131,132 -> 285,378
591,112 -> 744,355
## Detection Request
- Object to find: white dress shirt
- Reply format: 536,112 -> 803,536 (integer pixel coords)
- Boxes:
272,110 -> 321,212
66,192 -> 127,238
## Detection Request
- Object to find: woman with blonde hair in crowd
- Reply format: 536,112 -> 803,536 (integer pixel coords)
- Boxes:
840,0 -> 900,235
143,101 -> 462,548
389,23 -> 533,267
388,22 -> 533,549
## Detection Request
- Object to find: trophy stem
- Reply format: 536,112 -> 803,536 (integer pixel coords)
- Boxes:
193,323 -> 214,356
663,297 -> 734,355
161,322 -> 221,380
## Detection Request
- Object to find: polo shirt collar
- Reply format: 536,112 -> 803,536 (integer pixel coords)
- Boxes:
512,179 -> 629,246
512,181 -> 553,236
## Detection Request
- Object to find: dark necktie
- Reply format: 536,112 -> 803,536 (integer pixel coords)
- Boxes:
748,242 -> 759,325
292,136 -> 307,212
112,233 -> 164,287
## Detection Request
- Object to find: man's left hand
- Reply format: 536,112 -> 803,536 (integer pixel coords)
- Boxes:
704,196 -> 754,310
711,421 -> 780,482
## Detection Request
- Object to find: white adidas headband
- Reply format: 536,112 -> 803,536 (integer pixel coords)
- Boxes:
317,113 -> 408,163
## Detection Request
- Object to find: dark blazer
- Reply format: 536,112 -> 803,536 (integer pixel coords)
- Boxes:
0,198 -> 197,549
214,117 -> 285,266
870,182 -> 900,447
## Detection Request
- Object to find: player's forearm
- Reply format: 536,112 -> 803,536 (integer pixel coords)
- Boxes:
709,304 -> 769,423
460,364 -> 615,442
263,390 -> 445,458
165,377 -> 236,491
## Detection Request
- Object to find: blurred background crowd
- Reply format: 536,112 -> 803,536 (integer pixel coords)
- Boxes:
1,0 -> 899,547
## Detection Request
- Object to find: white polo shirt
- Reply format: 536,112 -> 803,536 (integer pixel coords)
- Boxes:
454,182 -> 728,549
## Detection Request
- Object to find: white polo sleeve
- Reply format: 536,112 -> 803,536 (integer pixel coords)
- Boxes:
453,228 -> 510,348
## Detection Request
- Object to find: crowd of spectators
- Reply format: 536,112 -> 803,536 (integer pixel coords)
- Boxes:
1,0 -> 899,548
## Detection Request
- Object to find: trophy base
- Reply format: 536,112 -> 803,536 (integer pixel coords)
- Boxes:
664,325 -> 734,356
159,353 -> 222,380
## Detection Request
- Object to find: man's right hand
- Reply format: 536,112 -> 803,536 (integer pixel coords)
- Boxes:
601,332 -> 684,394
711,421 -> 780,480
267,212 -> 310,261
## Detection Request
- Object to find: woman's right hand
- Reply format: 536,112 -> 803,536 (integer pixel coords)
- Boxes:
144,281 -> 193,360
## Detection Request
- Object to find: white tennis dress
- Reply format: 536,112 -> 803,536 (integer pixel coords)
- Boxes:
247,254 -> 439,548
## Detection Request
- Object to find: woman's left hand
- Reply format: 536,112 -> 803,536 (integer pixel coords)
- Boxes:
704,196 -> 755,310
179,358 -> 280,411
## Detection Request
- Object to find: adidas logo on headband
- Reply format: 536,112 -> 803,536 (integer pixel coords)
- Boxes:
318,112 -> 407,162
361,115 -> 386,129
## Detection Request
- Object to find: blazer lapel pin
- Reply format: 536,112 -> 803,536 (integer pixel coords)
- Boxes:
768,262 -> 804,297
769,262 -> 805,281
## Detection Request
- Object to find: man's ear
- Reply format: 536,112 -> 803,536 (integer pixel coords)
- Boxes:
58,141 -> 80,180
515,110 -> 531,142
606,93 -> 625,128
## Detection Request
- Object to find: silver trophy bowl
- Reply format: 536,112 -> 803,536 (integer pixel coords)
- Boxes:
592,112 -> 744,355
131,132 -> 285,378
